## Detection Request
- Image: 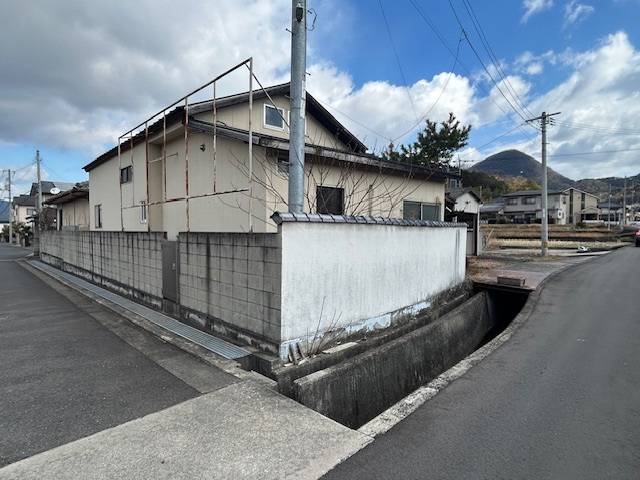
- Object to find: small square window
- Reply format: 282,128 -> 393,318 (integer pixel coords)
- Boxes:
316,186 -> 344,215
264,104 -> 285,130
120,165 -> 133,184
524,196 -> 537,205
506,198 -> 518,206
403,200 -> 441,221
403,201 -> 421,220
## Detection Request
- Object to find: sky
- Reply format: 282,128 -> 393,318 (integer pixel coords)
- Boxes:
1,0 -> 639,196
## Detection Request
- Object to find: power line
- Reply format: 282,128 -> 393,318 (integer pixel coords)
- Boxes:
460,0 -> 536,119
447,0 -> 532,125
406,0 -> 534,138
391,34 -> 464,143
474,122 -> 533,150
556,121 -> 640,136
378,0 -> 419,122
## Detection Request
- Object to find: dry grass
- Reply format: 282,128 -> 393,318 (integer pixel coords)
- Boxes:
488,238 -> 624,250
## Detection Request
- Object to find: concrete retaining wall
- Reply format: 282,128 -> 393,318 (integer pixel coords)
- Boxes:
292,291 -> 492,428
177,232 -> 282,353
278,218 -> 466,358
40,231 -> 164,307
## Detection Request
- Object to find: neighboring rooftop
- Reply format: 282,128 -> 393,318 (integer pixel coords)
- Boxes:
446,187 -> 482,202
12,194 -> 35,207
44,182 -> 89,205
30,181 -> 76,196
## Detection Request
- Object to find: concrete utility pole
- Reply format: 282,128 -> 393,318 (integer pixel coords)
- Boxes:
7,169 -> 12,245
36,149 -> 42,231
288,0 -> 307,213
608,184 -> 612,230
622,176 -> 627,226
2,169 -> 13,244
527,111 -> 560,256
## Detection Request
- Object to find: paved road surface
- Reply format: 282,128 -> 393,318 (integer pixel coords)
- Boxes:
326,246 -> 640,479
0,245 -> 234,467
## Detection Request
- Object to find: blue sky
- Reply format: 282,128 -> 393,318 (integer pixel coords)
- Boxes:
1,0 -> 639,196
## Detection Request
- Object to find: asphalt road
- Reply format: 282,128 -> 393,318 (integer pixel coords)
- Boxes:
326,246 -> 640,479
0,244 -> 233,467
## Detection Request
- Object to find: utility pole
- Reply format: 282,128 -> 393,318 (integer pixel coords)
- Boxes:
7,169 -> 12,245
288,0 -> 307,213
622,176 -> 627,226
36,149 -> 42,231
526,111 -> 560,256
2,169 -> 13,244
608,184 -> 611,230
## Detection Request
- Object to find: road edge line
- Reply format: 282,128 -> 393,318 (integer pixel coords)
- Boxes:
358,254 -> 605,438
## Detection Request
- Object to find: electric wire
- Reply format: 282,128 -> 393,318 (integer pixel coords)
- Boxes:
378,0 -> 419,123
390,34 -> 464,143
460,0 -> 536,119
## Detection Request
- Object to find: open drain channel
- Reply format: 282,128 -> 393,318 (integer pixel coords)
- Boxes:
275,286 -> 529,429
30,260 -> 250,360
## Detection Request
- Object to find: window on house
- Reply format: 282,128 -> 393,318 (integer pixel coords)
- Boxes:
264,104 -> 285,130
94,204 -> 102,228
27,208 -> 36,216
140,201 -> 147,224
276,150 -> 289,175
120,165 -> 133,184
316,186 -> 344,215
402,201 -> 441,221
506,198 -> 518,206
524,196 -> 537,205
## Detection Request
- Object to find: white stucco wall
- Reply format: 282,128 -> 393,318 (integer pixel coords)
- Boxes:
278,221 -> 466,357
454,192 -> 480,214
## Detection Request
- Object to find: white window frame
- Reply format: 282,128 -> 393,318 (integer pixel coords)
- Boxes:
140,201 -> 147,224
263,103 -> 286,131
94,204 -> 102,229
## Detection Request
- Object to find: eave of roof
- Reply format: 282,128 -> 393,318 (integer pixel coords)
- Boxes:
503,189 -> 566,197
188,119 -> 458,182
84,83 -> 367,172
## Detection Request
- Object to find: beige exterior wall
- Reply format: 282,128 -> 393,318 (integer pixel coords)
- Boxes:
194,95 -> 351,151
12,205 -> 35,224
89,100 -> 445,237
565,188 -> 598,224
59,198 -> 90,230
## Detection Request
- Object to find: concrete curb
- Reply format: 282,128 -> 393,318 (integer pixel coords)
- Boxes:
21,259 -> 263,384
358,254 -> 604,438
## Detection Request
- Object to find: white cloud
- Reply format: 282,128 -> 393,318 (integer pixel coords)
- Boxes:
481,32 -> 640,179
521,0 -> 554,23
564,1 -> 595,27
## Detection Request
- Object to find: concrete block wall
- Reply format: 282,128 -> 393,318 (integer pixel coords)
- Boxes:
178,232 -> 282,352
40,231 -> 164,306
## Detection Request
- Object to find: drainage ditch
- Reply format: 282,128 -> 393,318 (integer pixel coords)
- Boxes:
273,285 -> 529,429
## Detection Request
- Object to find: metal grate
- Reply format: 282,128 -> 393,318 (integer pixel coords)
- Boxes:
31,260 -> 250,360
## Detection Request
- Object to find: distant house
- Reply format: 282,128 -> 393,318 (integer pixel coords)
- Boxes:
446,187 -> 482,255
502,189 -> 569,224
596,201 -> 623,223
43,182 -> 90,230
83,83 -> 457,239
563,187 -> 599,224
480,200 -> 505,223
12,181 -> 77,228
